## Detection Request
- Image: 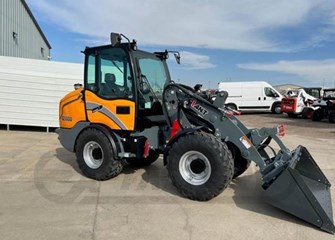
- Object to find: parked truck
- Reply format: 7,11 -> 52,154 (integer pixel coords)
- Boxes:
217,81 -> 282,113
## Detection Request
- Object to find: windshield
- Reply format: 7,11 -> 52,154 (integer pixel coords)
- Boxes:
324,90 -> 335,99
138,58 -> 168,101
264,87 -> 279,98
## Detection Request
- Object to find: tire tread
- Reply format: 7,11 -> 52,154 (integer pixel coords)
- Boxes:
75,128 -> 123,180
167,131 -> 234,201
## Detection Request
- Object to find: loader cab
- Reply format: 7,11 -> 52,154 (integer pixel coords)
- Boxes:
84,45 -> 135,99
83,42 -> 171,131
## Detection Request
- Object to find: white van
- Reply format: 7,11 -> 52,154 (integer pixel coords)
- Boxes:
217,81 -> 283,113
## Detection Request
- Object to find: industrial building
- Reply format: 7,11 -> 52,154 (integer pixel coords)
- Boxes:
0,0 -> 51,60
0,0 -> 82,131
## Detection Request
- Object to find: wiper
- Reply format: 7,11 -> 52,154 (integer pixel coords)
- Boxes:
111,60 -> 123,74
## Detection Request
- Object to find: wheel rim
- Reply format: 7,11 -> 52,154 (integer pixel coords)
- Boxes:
275,105 -> 281,114
179,151 -> 211,185
83,141 -> 104,169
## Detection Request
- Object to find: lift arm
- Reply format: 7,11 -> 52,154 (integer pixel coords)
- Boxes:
163,83 -> 291,178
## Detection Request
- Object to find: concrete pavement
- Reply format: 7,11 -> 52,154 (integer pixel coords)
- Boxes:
0,130 -> 334,240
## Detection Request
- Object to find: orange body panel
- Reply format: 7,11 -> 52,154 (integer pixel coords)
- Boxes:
59,88 -> 86,128
85,91 -> 135,131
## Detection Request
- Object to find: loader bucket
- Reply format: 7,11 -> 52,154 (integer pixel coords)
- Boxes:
263,146 -> 335,234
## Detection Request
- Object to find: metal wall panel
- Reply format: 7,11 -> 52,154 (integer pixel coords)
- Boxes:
0,0 -> 51,60
0,56 -> 83,127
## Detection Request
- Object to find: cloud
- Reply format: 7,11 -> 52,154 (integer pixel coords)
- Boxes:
177,51 -> 216,70
27,0 -> 335,52
238,59 -> 335,84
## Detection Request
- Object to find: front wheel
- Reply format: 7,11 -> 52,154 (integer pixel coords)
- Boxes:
271,103 -> 282,114
75,128 -> 123,180
227,142 -> 250,179
166,131 -> 234,201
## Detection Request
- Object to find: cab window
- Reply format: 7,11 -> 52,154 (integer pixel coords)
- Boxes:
86,55 -> 96,91
85,48 -> 134,99
264,87 -> 278,98
137,58 -> 167,109
99,48 -> 133,99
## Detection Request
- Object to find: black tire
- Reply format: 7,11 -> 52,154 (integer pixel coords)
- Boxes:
75,128 -> 123,180
312,109 -> 323,121
328,111 -> 335,123
127,150 -> 160,167
271,103 -> 282,114
226,103 -> 237,111
166,131 -> 234,201
300,108 -> 308,119
301,107 -> 314,119
227,142 -> 251,179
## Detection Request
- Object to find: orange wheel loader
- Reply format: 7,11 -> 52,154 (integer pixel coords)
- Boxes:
57,33 -> 335,234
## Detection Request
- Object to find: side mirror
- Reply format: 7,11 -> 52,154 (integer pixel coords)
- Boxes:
174,53 -> 181,64
110,33 -> 122,46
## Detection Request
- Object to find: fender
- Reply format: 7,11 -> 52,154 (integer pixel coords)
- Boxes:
271,101 -> 282,109
57,122 -> 124,158
88,124 -> 124,159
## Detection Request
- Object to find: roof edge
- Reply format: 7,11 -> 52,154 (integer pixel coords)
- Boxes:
20,0 -> 52,49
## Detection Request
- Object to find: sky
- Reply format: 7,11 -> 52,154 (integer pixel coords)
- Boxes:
26,0 -> 335,89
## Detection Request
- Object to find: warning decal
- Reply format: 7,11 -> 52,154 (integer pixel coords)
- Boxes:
240,135 -> 252,149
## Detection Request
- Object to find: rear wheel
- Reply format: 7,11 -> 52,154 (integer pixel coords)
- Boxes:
167,131 -> 234,201
227,142 -> 251,179
75,128 -> 123,180
312,109 -> 323,121
302,107 -> 315,119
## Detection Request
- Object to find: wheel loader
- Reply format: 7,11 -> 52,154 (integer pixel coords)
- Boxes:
57,33 -> 334,234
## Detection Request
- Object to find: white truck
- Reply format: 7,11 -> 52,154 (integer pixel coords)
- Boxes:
218,81 -> 283,113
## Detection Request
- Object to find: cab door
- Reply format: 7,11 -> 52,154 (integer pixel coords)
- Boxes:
263,86 -> 281,110
84,47 -> 136,131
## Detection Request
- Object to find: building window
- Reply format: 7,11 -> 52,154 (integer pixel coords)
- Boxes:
41,47 -> 44,57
